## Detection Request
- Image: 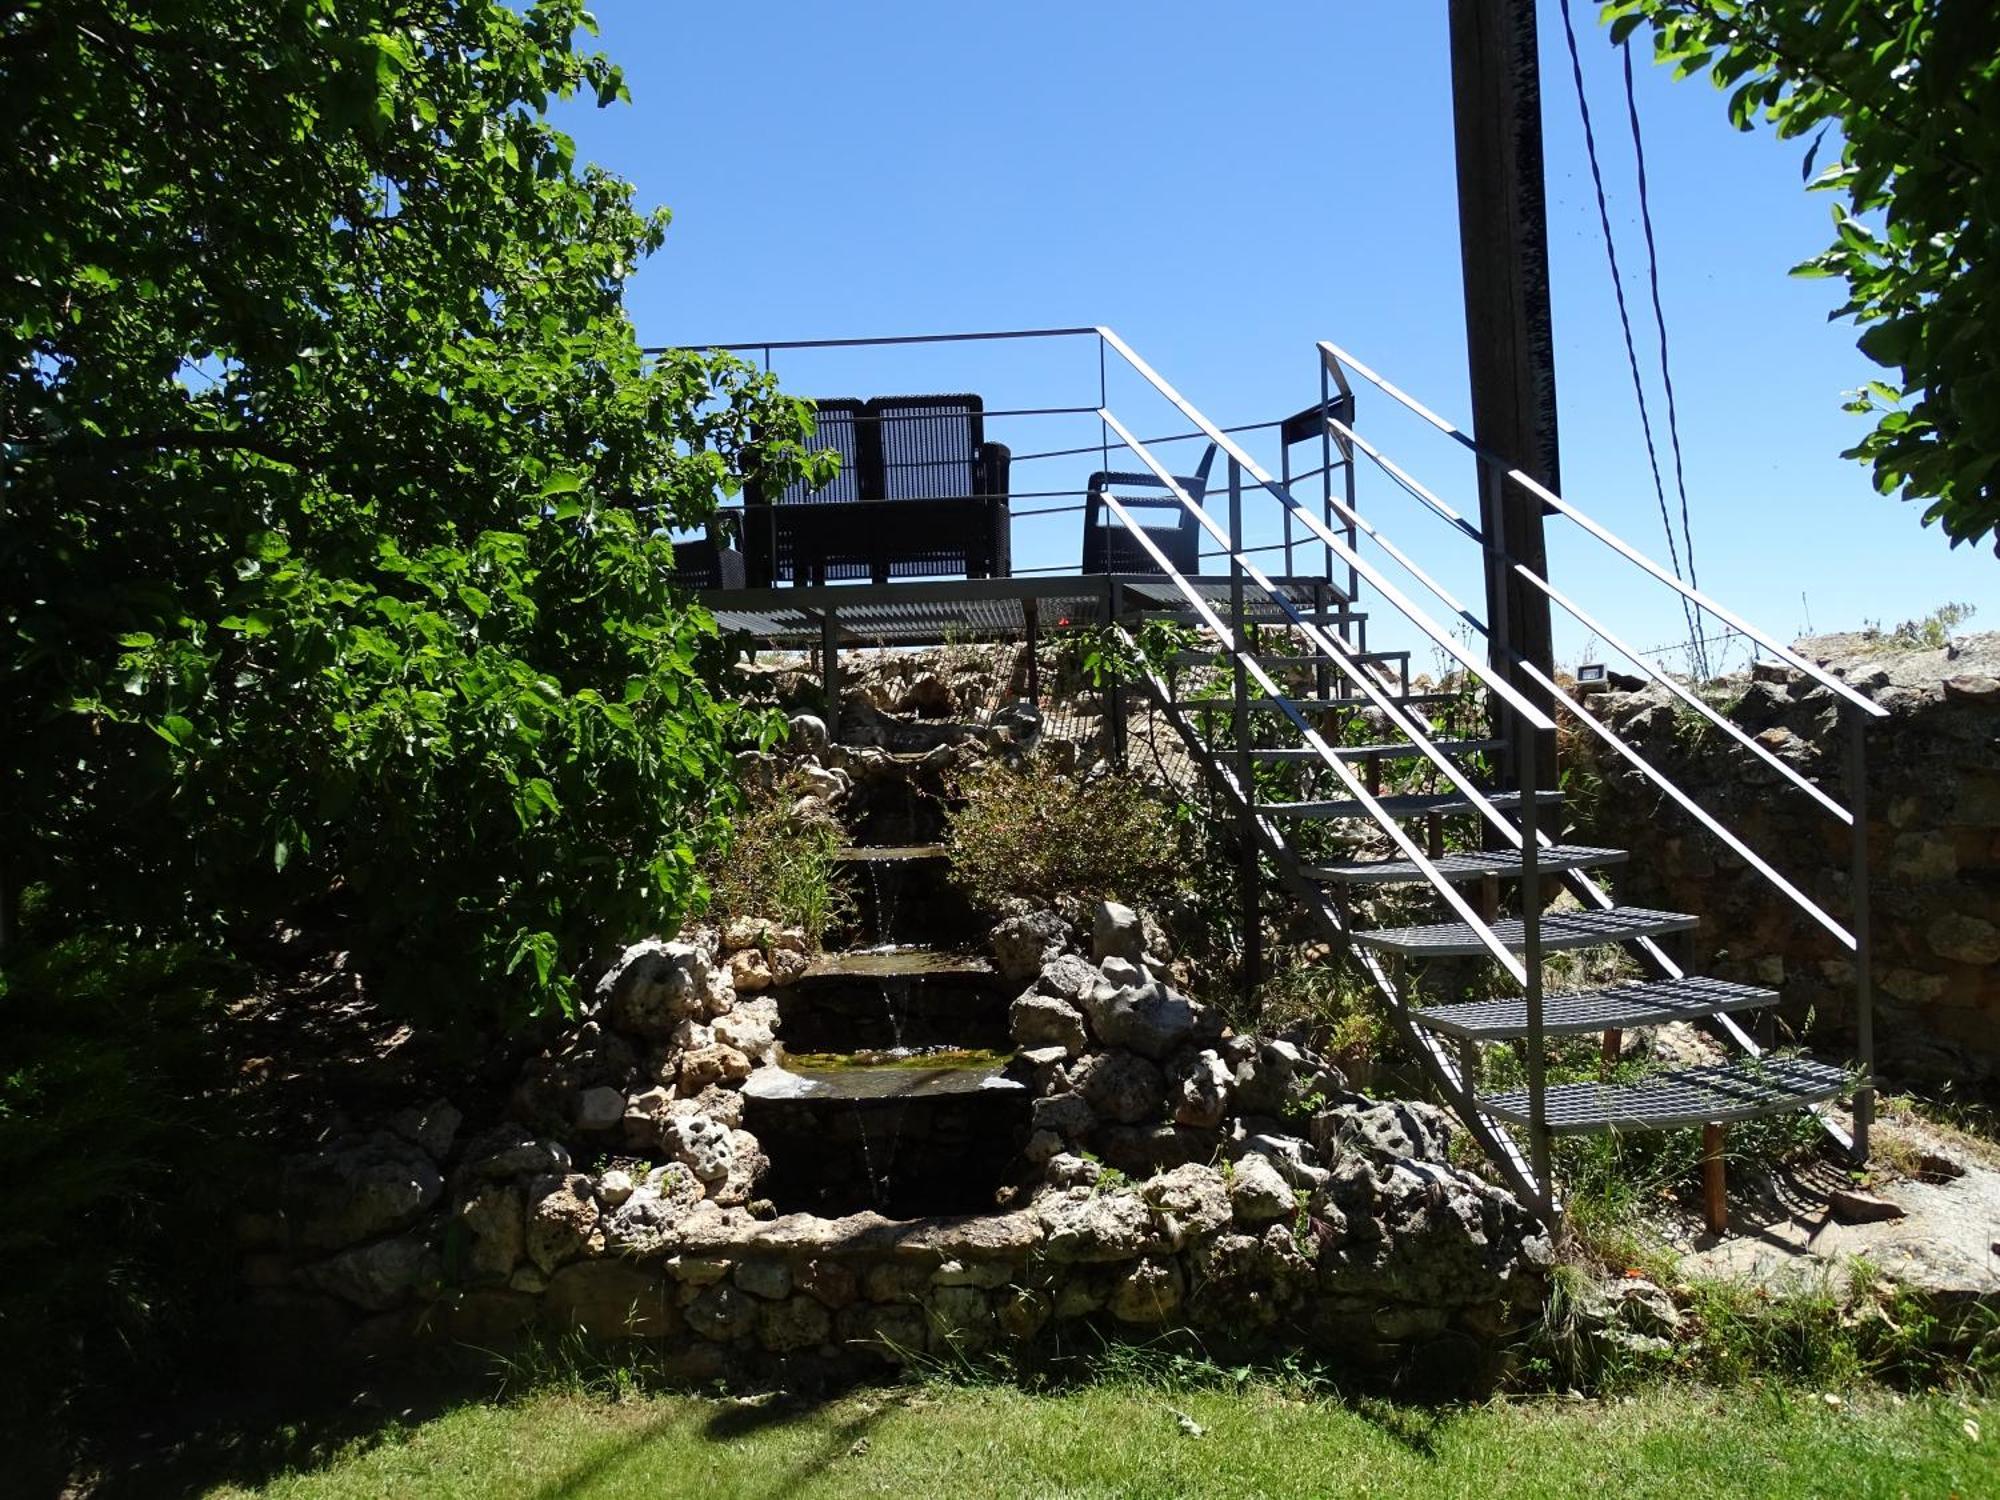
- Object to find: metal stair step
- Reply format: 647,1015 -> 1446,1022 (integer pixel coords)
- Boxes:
1481,1055 -> 1851,1134
1411,975 -> 1776,1040
1169,650 -> 1408,671
1257,788 -> 1559,821
1353,904 -> 1696,957
1134,608 -> 1366,629
1181,693 -> 1463,714
1247,738 -> 1502,765
1307,841 -> 1624,884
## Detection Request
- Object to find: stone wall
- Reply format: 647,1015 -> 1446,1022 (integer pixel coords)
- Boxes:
1565,630 -> 2000,1089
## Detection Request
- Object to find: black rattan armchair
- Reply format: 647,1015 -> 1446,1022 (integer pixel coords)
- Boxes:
1081,444 -> 1217,575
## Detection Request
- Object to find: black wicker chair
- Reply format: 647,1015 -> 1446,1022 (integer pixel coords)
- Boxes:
666,535 -> 746,590
742,395 -> 1012,585
1081,444 -> 1218,575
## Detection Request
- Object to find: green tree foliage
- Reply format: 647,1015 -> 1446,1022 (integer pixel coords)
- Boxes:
1,1 -> 827,1026
1603,1 -> 2000,548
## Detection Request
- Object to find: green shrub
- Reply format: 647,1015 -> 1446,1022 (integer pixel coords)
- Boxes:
2,0 -> 829,1031
0,926 -> 249,1486
945,762 -> 1182,913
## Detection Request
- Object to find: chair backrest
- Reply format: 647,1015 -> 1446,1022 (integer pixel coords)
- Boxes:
1082,444 -> 1218,574
873,394 -> 984,502
773,397 -> 869,505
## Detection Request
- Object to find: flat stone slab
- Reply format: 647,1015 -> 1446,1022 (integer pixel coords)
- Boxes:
676,1204 -> 1044,1262
743,1058 -> 1024,1103
835,844 -> 949,863
797,947 -> 994,982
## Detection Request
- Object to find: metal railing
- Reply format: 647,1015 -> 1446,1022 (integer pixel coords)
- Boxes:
1316,338 -> 1883,1159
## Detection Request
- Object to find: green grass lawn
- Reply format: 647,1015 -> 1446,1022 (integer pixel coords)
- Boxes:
202,1381 -> 1995,1500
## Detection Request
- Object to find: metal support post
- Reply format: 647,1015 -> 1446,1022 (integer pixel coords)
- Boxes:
1024,597 -> 1041,705
1228,457 -> 1261,1005
1106,577 -> 1127,767
1519,722 -> 1551,1211
1847,705 -> 1873,1163
820,608 -> 840,732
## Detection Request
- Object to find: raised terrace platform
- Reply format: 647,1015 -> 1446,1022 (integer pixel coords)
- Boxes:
696,573 -> 1355,651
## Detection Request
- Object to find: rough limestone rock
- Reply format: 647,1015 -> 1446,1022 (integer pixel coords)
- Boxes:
1037,1188 -> 1170,1262
759,1295 -> 833,1352
604,1163 -> 704,1257
714,1003 -> 777,1063
712,1130 -> 769,1208
1080,979 -> 1206,1061
526,1173 -> 604,1274
542,1260 -> 679,1339
1092,900 -> 1146,965
305,1233 -> 437,1312
992,909 -> 1071,982
1108,1257 -> 1184,1324
685,1283 -> 759,1341
283,1133 -> 443,1252
1315,1154 -> 1553,1317
1072,1049 -> 1166,1125
927,1285 -> 997,1354
1035,954 -> 1102,1003
726,947 -> 773,993
600,938 -> 719,1038
679,1043 -> 753,1092
458,1183 -> 525,1282
1228,1154 -> 1297,1224
1172,1048 -> 1233,1129
574,1085 -> 626,1133
1010,994 -> 1088,1055
664,1113 -> 736,1183
734,1259 -> 793,1301
1141,1163 -> 1233,1247
597,1169 -> 636,1207
1313,1099 -> 1455,1165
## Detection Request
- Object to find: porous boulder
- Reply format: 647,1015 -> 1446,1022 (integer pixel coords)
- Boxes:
600,938 -> 727,1039
283,1133 -> 444,1252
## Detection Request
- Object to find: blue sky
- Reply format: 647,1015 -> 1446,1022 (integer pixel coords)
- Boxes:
556,0 -> 1994,668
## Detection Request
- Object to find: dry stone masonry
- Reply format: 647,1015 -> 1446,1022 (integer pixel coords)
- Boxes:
237,663 -> 1552,1386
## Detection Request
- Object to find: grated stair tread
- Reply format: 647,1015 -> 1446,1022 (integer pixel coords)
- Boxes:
1308,842 -> 1624,884
1481,1055 -> 1851,1133
1244,738 -> 1501,764
1353,904 -> 1696,958
1412,975 -> 1777,1040
1169,650 -> 1408,670
1257,788 -> 1560,821
1182,693 -> 1464,713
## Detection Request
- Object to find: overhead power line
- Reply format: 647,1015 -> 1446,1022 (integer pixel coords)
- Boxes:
1555,0 -> 1709,679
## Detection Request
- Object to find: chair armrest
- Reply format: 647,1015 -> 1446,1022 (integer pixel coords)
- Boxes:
980,442 -> 1011,577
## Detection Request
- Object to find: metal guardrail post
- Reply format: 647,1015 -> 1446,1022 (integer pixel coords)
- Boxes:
1519,723 -> 1551,1209
1228,456 -> 1261,1003
1847,704 -> 1874,1162
1106,576 -> 1126,767
820,608 -> 840,730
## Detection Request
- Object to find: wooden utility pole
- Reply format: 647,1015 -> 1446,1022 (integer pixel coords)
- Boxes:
1449,0 -> 1559,786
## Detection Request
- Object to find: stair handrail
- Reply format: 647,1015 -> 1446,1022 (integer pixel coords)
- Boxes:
1319,411 -> 1852,825
1299,361 -> 1867,952
1316,339 -> 1888,722
1090,477 -> 1532,986
1097,410 -> 1541,860
1094,329 -> 1556,738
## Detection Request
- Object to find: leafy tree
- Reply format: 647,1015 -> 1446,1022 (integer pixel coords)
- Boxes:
1,1 -> 826,1026
1602,1 -> 2000,549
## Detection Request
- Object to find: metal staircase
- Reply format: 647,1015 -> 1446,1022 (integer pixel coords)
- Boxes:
1081,329 -> 1883,1224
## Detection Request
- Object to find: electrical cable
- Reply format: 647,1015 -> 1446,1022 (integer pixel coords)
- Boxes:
1555,0 -> 1705,675
1620,41 -> 1707,673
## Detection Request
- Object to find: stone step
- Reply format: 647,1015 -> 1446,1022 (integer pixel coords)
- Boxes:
836,844 -> 949,863
742,1054 -> 1023,1103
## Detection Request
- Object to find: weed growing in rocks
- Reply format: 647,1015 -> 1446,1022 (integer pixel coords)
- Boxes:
702,767 -> 852,949
945,761 -> 1182,913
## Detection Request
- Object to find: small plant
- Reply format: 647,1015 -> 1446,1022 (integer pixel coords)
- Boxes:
945,761 -> 1182,913
1893,601 -> 1977,650
701,767 -> 851,948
